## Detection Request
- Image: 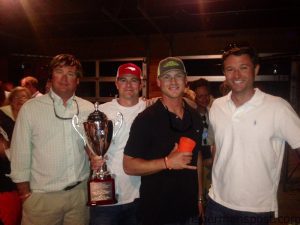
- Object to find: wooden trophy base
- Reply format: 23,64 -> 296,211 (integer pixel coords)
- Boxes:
87,175 -> 117,206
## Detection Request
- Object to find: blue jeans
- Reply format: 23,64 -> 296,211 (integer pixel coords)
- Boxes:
204,197 -> 274,225
90,199 -> 139,225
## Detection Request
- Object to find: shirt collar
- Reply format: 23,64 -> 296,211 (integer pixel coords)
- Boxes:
49,89 -> 76,106
226,88 -> 265,108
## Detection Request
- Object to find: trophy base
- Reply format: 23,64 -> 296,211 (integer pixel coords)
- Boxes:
87,175 -> 117,206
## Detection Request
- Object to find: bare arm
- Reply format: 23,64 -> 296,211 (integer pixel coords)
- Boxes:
123,155 -> 166,176
16,182 -> 31,202
143,97 -> 161,108
123,143 -> 197,176
203,145 -> 214,168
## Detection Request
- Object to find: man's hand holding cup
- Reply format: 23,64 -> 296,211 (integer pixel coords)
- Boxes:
165,137 -> 196,170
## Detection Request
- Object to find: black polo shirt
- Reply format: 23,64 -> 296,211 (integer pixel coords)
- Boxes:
124,100 -> 203,225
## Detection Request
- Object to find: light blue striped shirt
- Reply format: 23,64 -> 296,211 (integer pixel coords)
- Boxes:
10,90 -> 94,192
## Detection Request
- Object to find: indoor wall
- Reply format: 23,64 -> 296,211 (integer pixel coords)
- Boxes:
1,27 -> 300,112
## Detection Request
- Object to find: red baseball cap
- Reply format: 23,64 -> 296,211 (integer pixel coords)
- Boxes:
117,63 -> 142,80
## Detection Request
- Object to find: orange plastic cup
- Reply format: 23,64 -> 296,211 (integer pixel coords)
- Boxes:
177,137 -> 196,152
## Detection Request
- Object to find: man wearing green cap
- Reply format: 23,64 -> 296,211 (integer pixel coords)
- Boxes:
124,57 -> 205,225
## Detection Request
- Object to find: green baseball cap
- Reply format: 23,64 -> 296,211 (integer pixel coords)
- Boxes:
157,57 -> 187,77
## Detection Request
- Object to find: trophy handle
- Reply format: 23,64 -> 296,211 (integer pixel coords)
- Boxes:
112,112 -> 123,138
72,115 -> 96,157
72,115 -> 87,146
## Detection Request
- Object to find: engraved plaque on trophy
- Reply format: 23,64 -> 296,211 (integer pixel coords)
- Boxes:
72,102 -> 123,205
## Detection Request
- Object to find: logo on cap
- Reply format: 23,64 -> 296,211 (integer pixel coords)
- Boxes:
163,60 -> 181,68
117,63 -> 142,80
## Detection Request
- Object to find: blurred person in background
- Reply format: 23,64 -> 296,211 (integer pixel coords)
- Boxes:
2,81 -> 14,92
0,86 -> 31,225
21,76 -> 43,98
219,81 -> 231,96
2,81 -> 15,105
0,84 -> 5,107
191,78 -> 214,205
0,87 -> 31,122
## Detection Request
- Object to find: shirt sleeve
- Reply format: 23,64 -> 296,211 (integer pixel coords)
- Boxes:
275,99 -> 300,149
10,105 -> 32,183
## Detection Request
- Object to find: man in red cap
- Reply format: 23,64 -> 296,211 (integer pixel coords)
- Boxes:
90,63 -> 146,225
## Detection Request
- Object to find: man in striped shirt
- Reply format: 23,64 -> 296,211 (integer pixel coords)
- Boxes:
10,54 -> 94,225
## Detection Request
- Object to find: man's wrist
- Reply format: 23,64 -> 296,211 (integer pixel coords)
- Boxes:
19,192 -> 32,200
164,156 -> 172,170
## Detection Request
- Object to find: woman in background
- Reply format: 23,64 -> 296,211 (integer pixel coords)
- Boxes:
0,84 -> 6,107
0,86 -> 31,225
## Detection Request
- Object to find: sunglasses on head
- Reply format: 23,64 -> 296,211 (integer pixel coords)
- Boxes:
223,42 -> 250,53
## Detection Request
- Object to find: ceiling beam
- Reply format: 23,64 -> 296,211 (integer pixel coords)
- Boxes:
137,0 -> 173,55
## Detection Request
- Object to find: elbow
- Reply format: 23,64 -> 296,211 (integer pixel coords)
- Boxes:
123,165 -> 134,175
123,155 -> 137,175
123,161 -> 132,175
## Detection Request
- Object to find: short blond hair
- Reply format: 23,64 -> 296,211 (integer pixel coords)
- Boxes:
8,86 -> 31,103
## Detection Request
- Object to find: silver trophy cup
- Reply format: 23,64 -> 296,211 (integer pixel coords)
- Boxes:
72,102 -> 123,205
